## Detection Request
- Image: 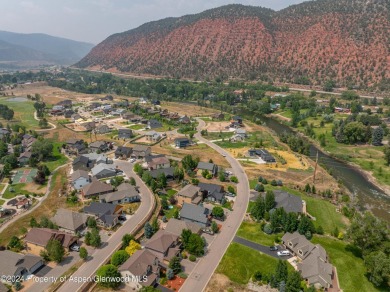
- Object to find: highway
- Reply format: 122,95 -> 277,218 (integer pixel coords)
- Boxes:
57,160 -> 155,292
180,118 -> 250,292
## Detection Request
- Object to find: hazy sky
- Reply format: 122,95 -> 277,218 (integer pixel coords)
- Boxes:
0,0 -> 305,44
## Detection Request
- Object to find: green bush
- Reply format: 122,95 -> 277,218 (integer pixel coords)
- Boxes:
189,255 -> 196,262
178,272 -> 188,279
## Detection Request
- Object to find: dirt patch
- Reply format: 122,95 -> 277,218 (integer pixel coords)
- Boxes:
204,121 -> 233,132
162,276 -> 186,291
161,101 -> 219,117
22,183 -> 46,195
205,273 -> 249,292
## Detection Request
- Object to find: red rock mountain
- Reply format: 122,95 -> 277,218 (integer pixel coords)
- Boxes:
76,0 -> 390,87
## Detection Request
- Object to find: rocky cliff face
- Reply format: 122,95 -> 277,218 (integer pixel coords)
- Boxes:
76,0 -> 389,87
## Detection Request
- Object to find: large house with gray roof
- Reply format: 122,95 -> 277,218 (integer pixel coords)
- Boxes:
91,163 -> 121,179
0,250 -> 43,281
179,203 -> 210,228
196,162 -> 218,176
273,190 -> 304,214
71,169 -> 91,190
51,208 -> 89,234
25,228 -> 78,254
81,179 -> 113,198
282,232 -> 334,289
99,183 -> 141,205
143,229 -> 181,263
165,218 -> 201,237
83,202 -> 123,228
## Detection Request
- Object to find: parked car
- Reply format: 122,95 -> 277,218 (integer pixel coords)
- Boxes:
130,158 -> 136,163
202,228 -> 214,235
225,192 -> 236,197
70,244 -> 80,252
277,250 -> 290,256
269,246 -> 278,251
222,153 -> 226,157
118,215 -> 127,221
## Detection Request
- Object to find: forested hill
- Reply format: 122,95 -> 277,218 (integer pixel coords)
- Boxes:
75,0 -> 389,89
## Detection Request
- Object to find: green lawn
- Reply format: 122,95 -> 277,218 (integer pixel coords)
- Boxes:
203,131 -> 234,140
236,221 -> 282,246
0,199 -> 5,206
166,189 -> 177,196
164,205 -> 179,219
217,242 -> 293,284
0,98 -> 39,128
2,183 -> 28,199
129,124 -> 145,130
312,236 -> 382,292
45,142 -> 69,172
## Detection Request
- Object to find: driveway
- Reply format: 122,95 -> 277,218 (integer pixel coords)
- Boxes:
233,236 -> 292,259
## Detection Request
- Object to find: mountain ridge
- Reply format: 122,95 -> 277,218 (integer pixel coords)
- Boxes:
76,0 -> 390,87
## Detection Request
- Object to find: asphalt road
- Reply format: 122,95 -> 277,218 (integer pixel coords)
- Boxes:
233,236 -> 292,259
57,160 -> 155,292
180,118 -> 250,292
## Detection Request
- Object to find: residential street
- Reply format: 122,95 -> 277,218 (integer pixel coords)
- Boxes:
57,160 -> 155,292
180,118 -> 250,292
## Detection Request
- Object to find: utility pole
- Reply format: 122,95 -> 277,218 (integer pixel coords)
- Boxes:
313,151 -> 319,184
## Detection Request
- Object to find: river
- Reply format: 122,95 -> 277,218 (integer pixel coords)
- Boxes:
258,115 -> 390,222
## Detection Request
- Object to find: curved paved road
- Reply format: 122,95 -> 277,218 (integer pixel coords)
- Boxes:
180,119 -> 250,292
57,161 -> 155,292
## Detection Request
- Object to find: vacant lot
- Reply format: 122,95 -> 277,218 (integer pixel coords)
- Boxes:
161,102 -> 219,117
236,221 -> 282,246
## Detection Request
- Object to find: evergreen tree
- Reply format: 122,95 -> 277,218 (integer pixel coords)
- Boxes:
372,127 -> 384,146
286,271 -> 302,292
144,222 -> 154,239
169,256 -> 182,274
265,190 -> 275,211
274,260 -> 288,286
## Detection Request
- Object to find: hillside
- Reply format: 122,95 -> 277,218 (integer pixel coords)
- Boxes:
0,31 -> 94,68
76,0 -> 390,88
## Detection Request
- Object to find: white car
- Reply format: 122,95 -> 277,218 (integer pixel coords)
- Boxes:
70,245 -> 80,252
277,250 -> 290,256
130,158 -> 136,163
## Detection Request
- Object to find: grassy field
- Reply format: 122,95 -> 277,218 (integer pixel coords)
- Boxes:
129,124 -> 145,130
216,242 -> 293,285
0,98 -> 39,128
0,199 -> 4,206
2,183 -> 29,199
312,236 -> 382,292
236,221 -> 282,246
45,142 -> 69,172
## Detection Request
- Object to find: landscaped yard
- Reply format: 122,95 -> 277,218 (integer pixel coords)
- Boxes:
236,221 -> 282,246
312,235 -> 380,292
45,142 -> 69,172
2,183 -> 28,199
164,205 -> 179,219
216,242 -> 293,285
166,189 -> 177,196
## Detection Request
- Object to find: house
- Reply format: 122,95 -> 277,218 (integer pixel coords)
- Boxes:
147,156 -> 170,170
118,128 -> 133,140
57,99 -> 72,107
179,115 -> 191,124
0,250 -> 43,281
129,115 -> 143,123
176,184 -> 201,205
211,112 -> 224,120
160,109 -> 169,117
66,139 -> 86,155
89,102 -> 101,110
144,230 -> 181,263
89,141 -> 110,152
52,105 -> 64,112
151,100 -> 160,105
165,218 -> 201,237
119,249 -> 161,289
231,115 -> 243,125
82,152 -> 111,165
149,167 -> 175,181
71,169 -> 91,190
22,135 -> 36,152
51,208 -> 89,234
18,151 -> 32,166
145,131 -> 162,142
132,145 -> 151,159
174,137 -> 190,148
115,146 -> 133,159
83,202 -> 123,228
179,203 -> 210,228
25,228 -> 78,254
248,149 -> 276,163
230,134 -> 246,142
147,119 -> 162,129
273,190 -> 304,214
72,155 -> 92,171
91,164 -> 120,179
121,112 -> 135,120
95,124 -> 111,134
71,113 -> 82,122
282,232 -> 334,289
99,183 -> 141,204
81,179 -> 113,198
198,182 -> 225,204
64,110 -> 74,118
101,95 -> 113,101
139,97 -> 149,104
197,162 -> 218,176
234,128 -> 247,138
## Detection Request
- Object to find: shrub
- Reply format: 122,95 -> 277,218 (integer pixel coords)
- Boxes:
189,255 -> 196,262
181,251 -> 188,259
178,272 -> 188,279
263,223 -> 273,234
230,176 -> 238,183
270,179 -> 277,186
253,271 -> 262,282
255,184 -> 264,192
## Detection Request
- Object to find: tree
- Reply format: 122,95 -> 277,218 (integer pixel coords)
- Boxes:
125,240 -> 141,256
372,127 -> 384,146
14,281 -> 22,291
129,177 -> 136,186
182,155 -> 198,171
297,216 -> 315,236
255,183 -> 264,192
211,221 -> 219,233
161,197 -> 169,210
169,256 -> 182,274
46,239 -> 65,263
79,247 -> 88,260
173,166 -> 184,181
151,217 -> 159,233
181,229 -> 192,248
167,268 -> 174,280
157,172 -> 167,188
111,250 -> 130,266
144,222 -> 154,239
274,260 -> 288,287
95,264 -> 122,288
364,251 -> 390,286
30,217 -> 39,228
173,208 -> 179,219
251,196 -> 266,220
87,217 -> 97,228
186,233 -> 205,256
265,190 -> 275,211
8,236 -> 23,251
230,176 -> 238,183
110,176 -> 124,188
122,234 -> 134,248
31,139 -> 53,162
212,206 -> 224,218
347,212 -> 388,255
286,271 -> 302,292
86,228 -> 101,247
384,146 -> 390,166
